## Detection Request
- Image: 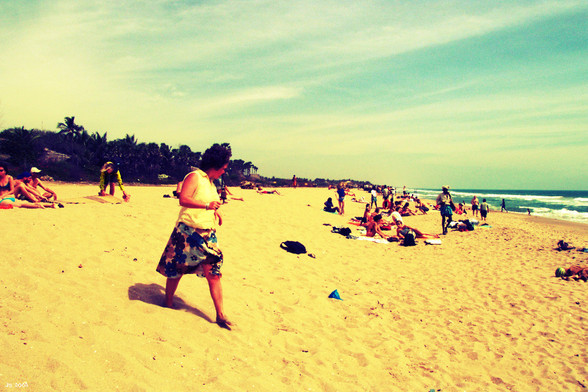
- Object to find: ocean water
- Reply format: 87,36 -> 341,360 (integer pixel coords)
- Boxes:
410,188 -> 588,225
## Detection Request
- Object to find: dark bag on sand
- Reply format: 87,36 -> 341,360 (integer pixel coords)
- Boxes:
464,219 -> 475,231
339,227 -> 352,236
280,241 -> 307,254
402,230 -> 417,247
331,227 -> 352,236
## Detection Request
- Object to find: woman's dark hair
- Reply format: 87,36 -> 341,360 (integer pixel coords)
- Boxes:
0,161 -> 8,172
200,144 -> 232,171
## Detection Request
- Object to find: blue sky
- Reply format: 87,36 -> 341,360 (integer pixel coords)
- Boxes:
1,0 -> 586,189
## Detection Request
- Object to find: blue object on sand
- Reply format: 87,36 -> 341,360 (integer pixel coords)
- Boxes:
328,289 -> 342,300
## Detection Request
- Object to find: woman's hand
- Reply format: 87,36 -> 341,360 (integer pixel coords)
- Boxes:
207,201 -> 221,210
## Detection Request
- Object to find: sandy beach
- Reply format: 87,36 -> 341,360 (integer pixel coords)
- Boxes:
2,183 -> 587,391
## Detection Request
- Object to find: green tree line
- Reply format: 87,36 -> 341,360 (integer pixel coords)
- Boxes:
0,116 -> 258,185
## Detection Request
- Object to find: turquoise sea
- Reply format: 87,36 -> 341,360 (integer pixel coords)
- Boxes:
412,188 -> 588,225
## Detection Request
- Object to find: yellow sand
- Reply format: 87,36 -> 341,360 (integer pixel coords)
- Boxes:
1,184 -> 587,391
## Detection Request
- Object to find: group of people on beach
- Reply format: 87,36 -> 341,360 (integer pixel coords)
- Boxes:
326,185 -> 440,243
328,184 -> 494,239
0,162 -> 62,209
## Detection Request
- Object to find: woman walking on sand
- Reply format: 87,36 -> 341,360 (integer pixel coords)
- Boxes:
156,144 -> 233,329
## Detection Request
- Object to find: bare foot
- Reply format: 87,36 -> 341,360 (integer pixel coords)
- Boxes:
162,299 -> 177,309
216,317 -> 233,330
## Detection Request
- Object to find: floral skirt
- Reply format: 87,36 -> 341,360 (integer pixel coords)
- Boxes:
156,222 -> 223,279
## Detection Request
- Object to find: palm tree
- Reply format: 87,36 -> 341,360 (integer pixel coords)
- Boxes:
57,116 -> 84,141
57,116 -> 85,155
0,127 -> 42,168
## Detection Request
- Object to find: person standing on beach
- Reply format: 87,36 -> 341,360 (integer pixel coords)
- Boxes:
436,185 -> 454,235
337,182 -> 346,215
292,175 -> 297,188
370,188 -> 378,209
99,162 -> 130,201
471,195 -> 480,218
156,143 -> 233,329
480,199 -> 490,222
501,198 -> 508,212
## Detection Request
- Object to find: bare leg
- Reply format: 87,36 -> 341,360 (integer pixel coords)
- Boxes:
203,264 -> 232,329
410,226 -> 440,239
10,200 -> 48,209
14,183 -> 40,202
164,277 -> 181,308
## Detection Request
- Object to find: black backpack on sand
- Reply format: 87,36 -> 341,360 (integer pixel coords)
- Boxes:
280,241 -> 307,254
402,230 -> 417,246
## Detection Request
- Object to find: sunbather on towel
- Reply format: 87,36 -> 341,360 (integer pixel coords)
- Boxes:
395,222 -> 440,240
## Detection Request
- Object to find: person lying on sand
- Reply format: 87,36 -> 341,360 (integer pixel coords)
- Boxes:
556,240 -> 575,251
395,222 -> 440,240
257,186 -> 281,195
556,266 -> 588,281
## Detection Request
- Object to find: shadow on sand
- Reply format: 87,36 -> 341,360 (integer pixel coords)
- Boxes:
127,283 -> 213,324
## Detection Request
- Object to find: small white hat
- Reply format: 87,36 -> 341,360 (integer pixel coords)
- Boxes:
30,167 -> 42,173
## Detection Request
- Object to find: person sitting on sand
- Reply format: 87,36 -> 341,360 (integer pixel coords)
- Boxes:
414,198 -> 429,215
454,203 -> 465,215
363,214 -> 390,239
0,162 -> 59,209
13,172 -> 54,203
323,197 -> 340,213
99,162 -> 130,201
382,205 -> 403,225
360,203 -> 371,224
29,167 -> 57,201
400,201 -> 417,216
395,222 -> 440,240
